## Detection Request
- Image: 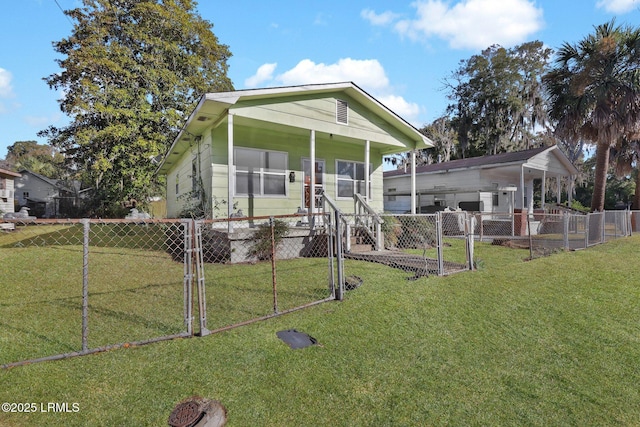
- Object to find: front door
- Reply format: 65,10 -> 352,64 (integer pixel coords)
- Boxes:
302,159 -> 324,209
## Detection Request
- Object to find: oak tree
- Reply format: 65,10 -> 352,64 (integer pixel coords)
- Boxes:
40,0 -> 233,216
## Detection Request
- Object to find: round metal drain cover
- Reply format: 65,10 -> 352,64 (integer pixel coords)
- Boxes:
168,400 -> 205,427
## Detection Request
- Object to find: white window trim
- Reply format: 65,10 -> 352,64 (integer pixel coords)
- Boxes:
335,159 -> 372,200
234,147 -> 289,198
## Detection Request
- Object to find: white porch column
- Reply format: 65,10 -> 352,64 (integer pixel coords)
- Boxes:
364,140 -> 370,202
227,112 -> 234,219
557,176 -> 562,204
310,129 -> 316,218
410,150 -> 416,214
526,179 -> 535,213
541,171 -> 546,209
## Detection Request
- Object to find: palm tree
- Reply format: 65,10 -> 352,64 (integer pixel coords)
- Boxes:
544,20 -> 640,211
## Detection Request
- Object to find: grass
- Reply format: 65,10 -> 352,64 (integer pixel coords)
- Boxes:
1,230 -> 640,426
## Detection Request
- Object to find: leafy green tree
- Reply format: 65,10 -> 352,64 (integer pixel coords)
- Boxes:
445,41 -> 553,158
40,0 -> 233,216
5,140 -> 65,178
611,136 -> 640,209
544,20 -> 640,212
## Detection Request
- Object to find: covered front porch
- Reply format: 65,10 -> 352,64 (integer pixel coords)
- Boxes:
384,146 -> 580,225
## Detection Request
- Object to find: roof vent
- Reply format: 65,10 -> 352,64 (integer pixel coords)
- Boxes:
336,99 -> 348,124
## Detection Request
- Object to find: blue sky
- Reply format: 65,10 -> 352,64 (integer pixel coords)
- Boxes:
1,0 -> 639,159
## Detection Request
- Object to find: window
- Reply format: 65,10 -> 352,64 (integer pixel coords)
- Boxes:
336,160 -> 371,198
175,173 -> 179,196
235,148 -> 287,196
492,193 -> 499,207
387,188 -> 396,202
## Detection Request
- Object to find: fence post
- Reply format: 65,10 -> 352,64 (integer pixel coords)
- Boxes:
335,210 -> 345,300
327,213 -> 336,298
601,212 -> 606,244
436,212 -> 444,276
194,220 -> 208,336
563,212 -> 570,250
81,218 -> 90,352
270,217 -> 278,314
527,214 -> 533,260
466,214 -> 475,271
585,213 -> 590,247
182,219 -> 194,336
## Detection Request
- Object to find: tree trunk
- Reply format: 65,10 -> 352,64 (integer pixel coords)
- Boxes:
590,142 -> 610,212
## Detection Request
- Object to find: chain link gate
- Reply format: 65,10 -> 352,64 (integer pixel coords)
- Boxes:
340,211 -> 475,281
1,219 -> 194,368
193,214 -> 337,336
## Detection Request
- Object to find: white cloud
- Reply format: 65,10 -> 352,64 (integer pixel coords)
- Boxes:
0,68 -> 15,98
245,58 -> 423,125
361,9 -> 401,26
245,63 -> 278,88
276,58 -> 390,91
377,95 -> 422,123
596,0 -> 640,13
365,0 -> 544,50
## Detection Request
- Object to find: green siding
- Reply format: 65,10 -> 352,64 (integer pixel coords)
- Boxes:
166,90 -> 411,218
186,122 -> 385,218
232,93 -> 411,151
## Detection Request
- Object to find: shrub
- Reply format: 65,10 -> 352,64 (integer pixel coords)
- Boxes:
380,215 -> 402,249
248,219 -> 289,261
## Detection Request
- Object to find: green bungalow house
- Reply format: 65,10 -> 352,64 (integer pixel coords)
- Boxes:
157,82 -> 432,220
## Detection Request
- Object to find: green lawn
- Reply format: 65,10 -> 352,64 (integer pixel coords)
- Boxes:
1,234 -> 639,426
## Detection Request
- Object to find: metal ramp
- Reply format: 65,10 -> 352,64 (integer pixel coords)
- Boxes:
344,249 -> 468,278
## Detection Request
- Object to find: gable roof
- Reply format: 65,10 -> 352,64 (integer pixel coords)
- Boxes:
384,145 -> 579,178
19,169 -> 59,187
18,169 -> 84,193
0,168 -> 21,178
158,82 -> 432,174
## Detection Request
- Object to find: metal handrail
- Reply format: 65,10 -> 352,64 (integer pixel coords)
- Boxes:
352,193 -> 384,251
353,193 -> 383,224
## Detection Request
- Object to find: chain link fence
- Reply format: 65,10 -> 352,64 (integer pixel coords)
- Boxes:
470,210 -> 635,258
3,209 -> 636,367
342,212 -> 474,282
193,213 -> 336,335
0,219 -> 191,368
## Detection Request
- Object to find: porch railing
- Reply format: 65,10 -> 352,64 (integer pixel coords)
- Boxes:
353,193 -> 384,251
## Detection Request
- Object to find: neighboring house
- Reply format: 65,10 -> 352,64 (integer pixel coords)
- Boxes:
0,168 -> 21,216
383,145 -> 579,215
157,82 -> 432,219
14,169 -> 86,218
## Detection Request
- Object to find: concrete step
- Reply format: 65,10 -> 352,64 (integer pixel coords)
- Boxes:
349,243 -> 373,253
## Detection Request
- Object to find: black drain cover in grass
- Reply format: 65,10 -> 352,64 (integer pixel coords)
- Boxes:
276,329 -> 317,349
